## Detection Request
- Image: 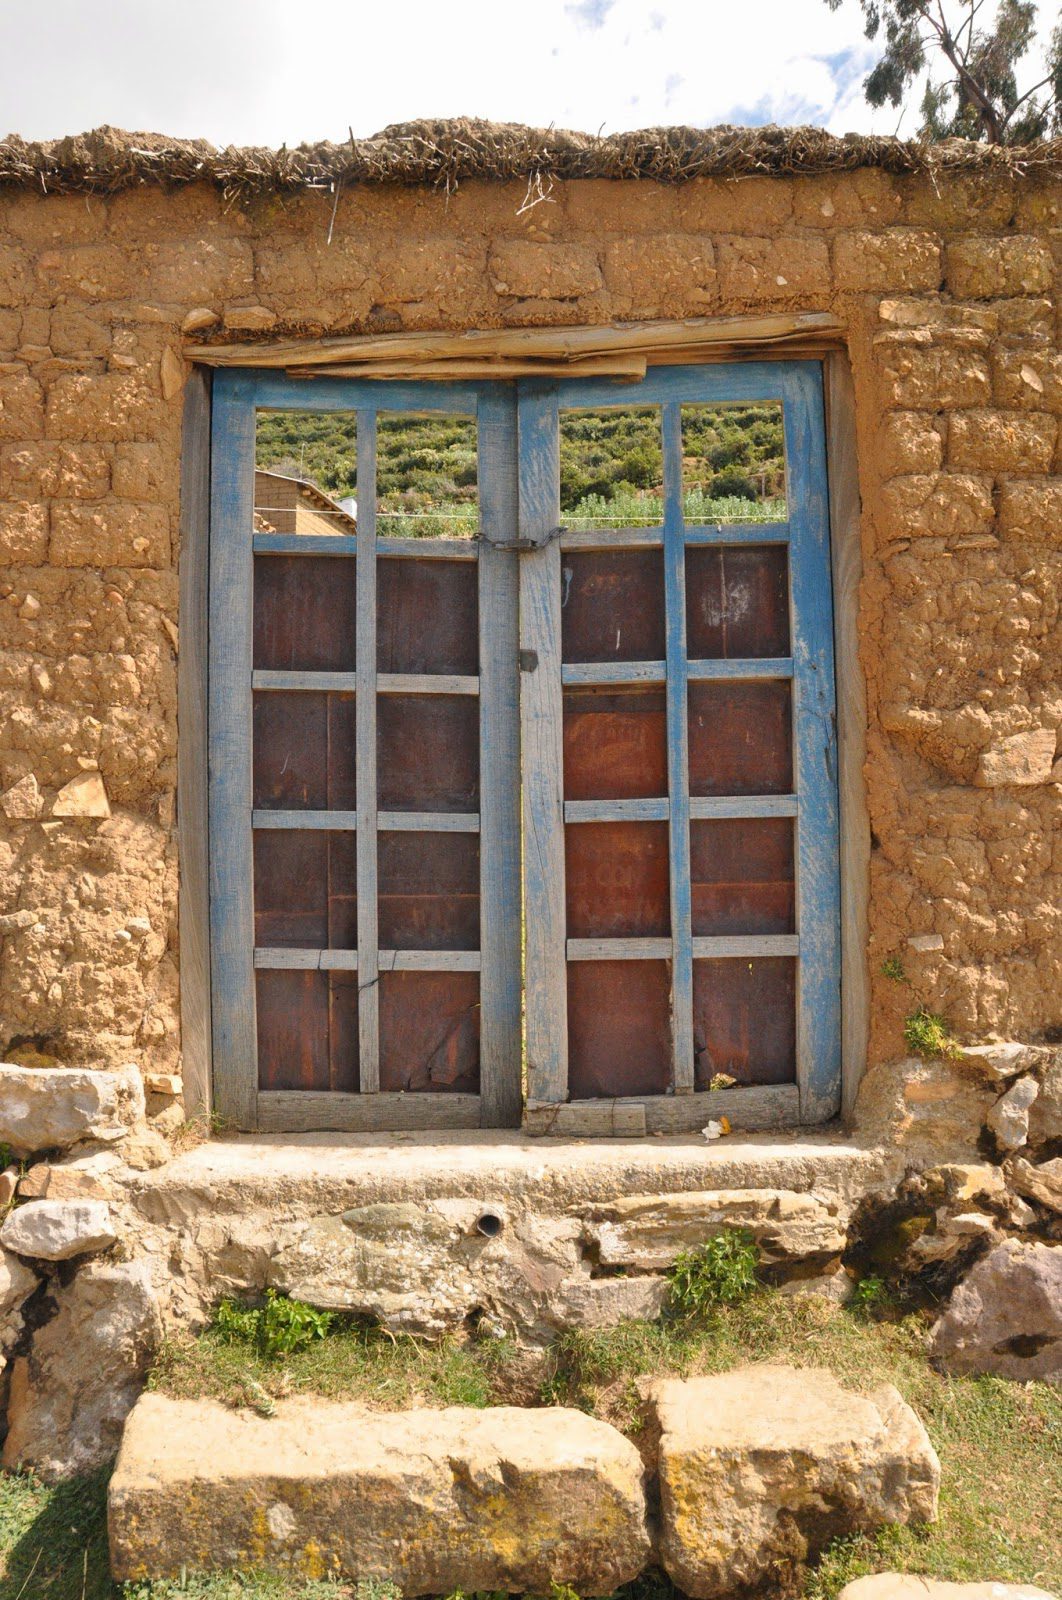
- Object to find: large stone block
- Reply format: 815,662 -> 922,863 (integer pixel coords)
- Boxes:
652,1366 -> 939,1599
580,1189 -> 846,1271
947,236 -> 1054,299
998,479 -> 1062,543
975,728 -> 1057,787
3,1259 -> 160,1478
716,234 -> 830,302
0,500 -> 48,564
0,1199 -> 116,1260
930,1238 -> 1062,1383
840,1578 -> 1058,1600
948,410 -> 1056,474
489,240 -> 602,300
108,1395 -> 651,1590
48,500 -> 170,567
878,341 -> 991,410
834,229 -> 941,291
0,1062 -> 144,1155
879,472 -> 994,538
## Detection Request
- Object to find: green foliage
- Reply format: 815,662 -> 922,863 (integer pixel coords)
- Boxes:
667,1229 -> 760,1316
213,1290 -> 334,1360
850,1273 -> 890,1317
824,0 -> 1062,143
904,1006 -> 962,1059
880,955 -> 906,982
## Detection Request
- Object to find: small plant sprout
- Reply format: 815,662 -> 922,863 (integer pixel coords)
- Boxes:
213,1289 -> 334,1360
904,1007 -> 961,1060
668,1228 -> 760,1316
880,955 -> 906,982
850,1273 -> 888,1317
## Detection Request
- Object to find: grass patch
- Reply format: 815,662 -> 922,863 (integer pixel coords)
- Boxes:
666,1229 -> 760,1315
3,1293 -> 1059,1599
904,1008 -> 962,1060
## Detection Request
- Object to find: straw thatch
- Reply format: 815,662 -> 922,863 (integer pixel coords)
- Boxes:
1,118 -> 1060,198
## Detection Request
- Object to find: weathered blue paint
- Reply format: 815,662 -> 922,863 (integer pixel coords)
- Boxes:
661,402 -> 695,1092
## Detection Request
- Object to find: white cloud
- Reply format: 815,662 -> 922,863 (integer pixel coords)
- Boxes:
0,0 -> 915,146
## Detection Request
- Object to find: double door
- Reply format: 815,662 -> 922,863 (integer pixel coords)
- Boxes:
208,363 -> 839,1133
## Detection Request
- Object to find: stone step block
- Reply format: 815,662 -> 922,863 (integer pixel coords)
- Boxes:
652,1364 -> 940,1599
108,1393 -> 651,1590
840,1578 -> 1058,1600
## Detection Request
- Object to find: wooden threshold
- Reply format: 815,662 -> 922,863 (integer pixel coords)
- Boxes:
256,1091 -> 482,1133
522,1082 -> 799,1137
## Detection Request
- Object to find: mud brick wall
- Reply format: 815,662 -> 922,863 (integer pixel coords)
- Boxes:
0,165 -> 1059,1089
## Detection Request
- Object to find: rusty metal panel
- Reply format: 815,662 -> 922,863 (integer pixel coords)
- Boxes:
563,688 -> 667,801
565,821 -> 670,938
685,545 -> 790,659
253,555 -> 358,671
567,960 -> 672,1098
560,550 -> 666,663
690,818 -> 795,936
377,557 -> 478,675
377,694 -> 479,812
692,956 -> 796,1086
252,692 -> 357,809
688,680 -> 793,796
378,831 -> 480,950
256,970 -> 329,1090
378,972 -> 481,1092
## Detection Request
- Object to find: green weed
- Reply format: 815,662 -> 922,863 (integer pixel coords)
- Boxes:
213,1291 -> 334,1360
880,956 -> 906,982
904,1007 -> 962,1060
667,1229 -> 760,1316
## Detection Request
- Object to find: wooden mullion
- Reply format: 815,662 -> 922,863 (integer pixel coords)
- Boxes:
692,935 -> 800,958
254,949 -> 358,970
562,660 -> 666,687
684,523 -> 790,546
355,408 -> 380,1094
252,809 -> 357,829
518,381 -> 568,1107
783,365 -> 841,1122
687,657 -> 794,681
208,371 -> 258,1130
378,811 -> 480,832
477,386 -> 523,1127
662,402 -> 695,1094
688,795 -> 798,820
565,798 -> 670,824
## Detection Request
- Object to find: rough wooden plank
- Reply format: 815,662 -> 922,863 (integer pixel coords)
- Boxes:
691,935 -> 801,958
252,670 -> 358,692
561,660 -> 666,686
303,356 -> 648,380
251,809 -> 358,829
253,948 -> 360,970
688,795 -> 798,820
376,538 -> 478,560
355,409 -> 380,1094
187,312 -> 845,367
376,811 -> 480,833
377,950 -> 482,972
477,387 -> 523,1128
208,370 -> 258,1130
567,938 -> 673,961
564,798 -> 670,824
559,528 -> 665,551
523,1083 -> 797,1136
377,673 -> 479,696
253,533 -> 357,556
518,381 -> 569,1106
256,1091 -> 481,1133
687,657 -> 794,681
177,367 -> 213,1119
662,402 -> 695,1094
784,363 -> 841,1124
825,350 -> 870,1124
684,524 -> 790,546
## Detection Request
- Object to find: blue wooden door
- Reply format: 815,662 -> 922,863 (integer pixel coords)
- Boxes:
207,363 -> 839,1132
519,363 -> 840,1131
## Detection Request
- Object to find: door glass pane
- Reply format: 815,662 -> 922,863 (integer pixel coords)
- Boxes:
561,549 -> 665,664
255,410 -> 358,538
563,688 -> 667,801
377,413 -> 477,540
680,402 -> 786,522
688,681 -> 793,796
568,961 -> 672,1097
685,545 -> 790,659
690,818 -> 794,936
693,957 -> 796,1086
560,407 -> 664,529
378,832 -> 480,950
379,972 -> 480,1092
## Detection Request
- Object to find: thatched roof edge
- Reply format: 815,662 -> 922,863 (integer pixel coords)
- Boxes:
2,119 -> 1060,196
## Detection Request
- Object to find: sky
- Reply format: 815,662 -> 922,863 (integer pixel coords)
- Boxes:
0,0 -> 895,146
0,0 -> 1053,148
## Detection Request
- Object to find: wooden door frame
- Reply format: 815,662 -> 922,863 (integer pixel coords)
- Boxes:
178,350 -> 867,1134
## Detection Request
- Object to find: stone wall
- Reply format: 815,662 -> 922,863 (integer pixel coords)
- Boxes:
0,161 -> 1060,1096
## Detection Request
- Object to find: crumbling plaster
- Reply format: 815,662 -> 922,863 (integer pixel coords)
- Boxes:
1,163 -> 1060,1097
